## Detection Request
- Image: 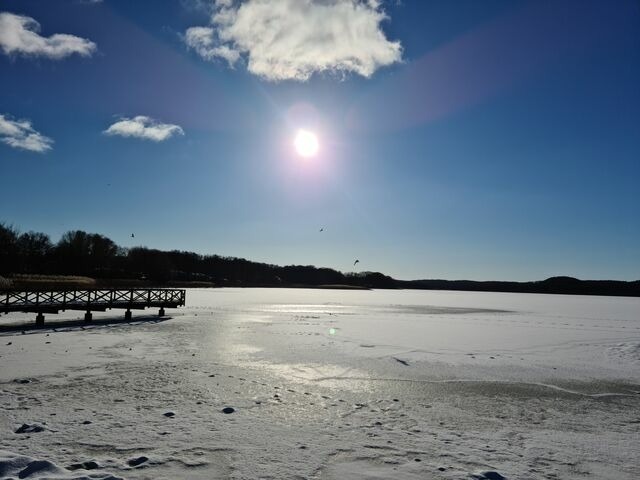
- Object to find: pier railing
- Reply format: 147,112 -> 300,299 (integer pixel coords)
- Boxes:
1,288 -> 186,325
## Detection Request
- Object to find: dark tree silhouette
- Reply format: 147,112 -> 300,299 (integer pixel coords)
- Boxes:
0,223 -> 20,274
55,230 -> 119,275
17,231 -> 52,273
127,247 -> 172,282
0,221 -> 638,296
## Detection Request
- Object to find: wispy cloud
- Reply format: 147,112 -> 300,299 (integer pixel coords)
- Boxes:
184,0 -> 402,81
180,0 -> 214,13
0,114 -> 54,153
184,26 -> 241,65
0,12 -> 97,59
104,116 -> 185,142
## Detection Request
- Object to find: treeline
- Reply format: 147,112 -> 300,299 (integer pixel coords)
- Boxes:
2,223 -> 638,296
398,277 -> 640,297
0,223 -> 395,288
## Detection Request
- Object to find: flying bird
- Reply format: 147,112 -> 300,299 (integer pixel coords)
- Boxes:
353,259 -> 360,266
131,233 -> 135,238
319,227 -> 324,232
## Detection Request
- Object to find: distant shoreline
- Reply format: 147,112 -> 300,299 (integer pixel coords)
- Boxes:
2,275 -> 639,297
2,224 -> 638,297
396,277 -> 640,298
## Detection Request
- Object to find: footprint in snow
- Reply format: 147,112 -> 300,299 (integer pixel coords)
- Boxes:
67,461 -> 99,471
127,456 -> 149,467
15,423 -> 45,434
472,471 -> 507,480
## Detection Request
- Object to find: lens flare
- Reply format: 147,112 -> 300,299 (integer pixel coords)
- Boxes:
294,129 -> 319,157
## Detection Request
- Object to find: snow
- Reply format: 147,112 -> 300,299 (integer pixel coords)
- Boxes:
1,288 -> 639,479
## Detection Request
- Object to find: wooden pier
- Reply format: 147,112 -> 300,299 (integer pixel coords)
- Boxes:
1,288 -> 186,325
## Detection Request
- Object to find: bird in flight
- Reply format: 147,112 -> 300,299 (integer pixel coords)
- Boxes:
131,233 -> 135,238
319,227 -> 324,232
353,259 -> 360,266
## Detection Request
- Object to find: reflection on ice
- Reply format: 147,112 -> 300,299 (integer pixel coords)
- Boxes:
189,288 -> 640,384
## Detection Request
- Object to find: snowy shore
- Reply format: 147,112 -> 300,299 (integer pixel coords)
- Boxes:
1,288 -> 639,479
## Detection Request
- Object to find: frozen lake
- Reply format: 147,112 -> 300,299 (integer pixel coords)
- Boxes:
1,288 -> 639,479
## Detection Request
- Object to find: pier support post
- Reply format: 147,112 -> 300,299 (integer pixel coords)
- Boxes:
158,307 -> 165,317
125,309 -> 132,320
36,313 -> 44,326
84,311 -> 92,323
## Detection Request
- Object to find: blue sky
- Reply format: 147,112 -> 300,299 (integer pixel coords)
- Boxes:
1,0 -> 638,281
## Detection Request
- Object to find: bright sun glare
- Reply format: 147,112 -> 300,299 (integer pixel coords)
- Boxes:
294,129 -> 319,157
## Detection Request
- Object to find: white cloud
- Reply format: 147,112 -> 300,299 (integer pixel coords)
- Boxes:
0,12 -> 96,59
0,114 -> 54,153
104,116 -> 185,142
184,26 -> 240,64
184,0 -> 402,81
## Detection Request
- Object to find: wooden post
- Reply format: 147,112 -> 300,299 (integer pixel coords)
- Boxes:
125,309 -> 132,320
36,312 -> 44,326
159,307 -> 165,317
84,311 -> 92,323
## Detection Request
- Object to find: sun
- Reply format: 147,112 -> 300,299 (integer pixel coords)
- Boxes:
294,129 -> 319,157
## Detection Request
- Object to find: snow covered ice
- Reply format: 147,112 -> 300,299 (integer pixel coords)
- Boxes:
1,288 -> 639,479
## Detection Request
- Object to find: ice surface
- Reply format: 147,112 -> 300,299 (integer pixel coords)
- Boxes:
1,288 -> 639,479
